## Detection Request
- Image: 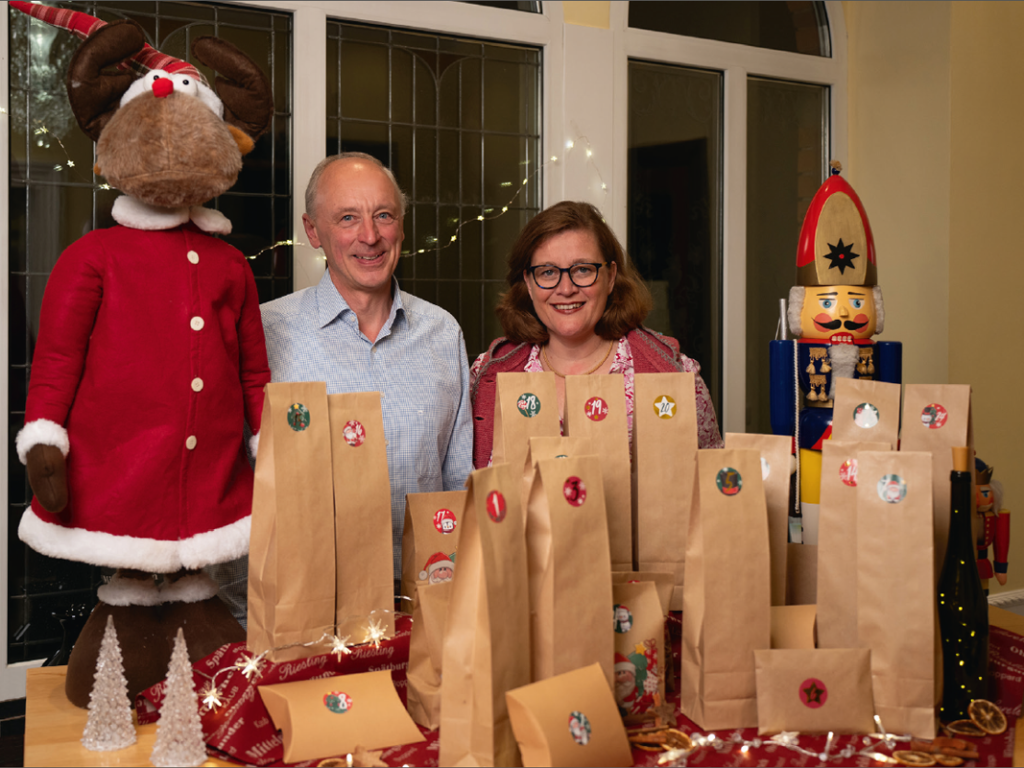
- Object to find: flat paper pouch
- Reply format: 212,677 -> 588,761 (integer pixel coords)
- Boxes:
258,669 -> 425,764
754,648 -> 874,735
506,663 -> 633,767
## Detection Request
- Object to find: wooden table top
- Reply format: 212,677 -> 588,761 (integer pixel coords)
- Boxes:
24,606 -> 1024,767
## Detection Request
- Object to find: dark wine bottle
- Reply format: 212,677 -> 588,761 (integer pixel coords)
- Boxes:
937,446 -> 990,721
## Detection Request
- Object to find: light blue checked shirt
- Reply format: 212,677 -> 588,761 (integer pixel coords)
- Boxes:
261,270 -> 473,580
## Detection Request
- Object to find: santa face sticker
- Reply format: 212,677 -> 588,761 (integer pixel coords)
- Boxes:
878,474 -> 907,504
287,403 -> 310,432
517,392 -> 541,418
613,604 -> 633,634
568,711 -> 592,746
433,508 -> 457,534
716,467 -> 742,496
486,490 -> 507,523
853,402 -> 880,429
614,640 -> 660,716
653,395 -> 676,419
324,691 -> 352,714
921,403 -> 949,429
799,678 -> 828,709
342,420 -> 365,447
584,396 -> 609,422
420,551 -> 455,584
564,476 -> 587,507
840,458 -> 859,487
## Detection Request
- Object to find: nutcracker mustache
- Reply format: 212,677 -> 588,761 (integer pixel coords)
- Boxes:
844,319 -> 869,331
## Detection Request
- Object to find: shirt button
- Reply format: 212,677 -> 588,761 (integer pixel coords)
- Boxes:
186,435 -> 197,450
190,316 -> 204,331
191,377 -> 204,392
187,250 -> 199,264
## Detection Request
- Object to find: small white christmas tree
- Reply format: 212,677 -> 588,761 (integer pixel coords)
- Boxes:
81,614 -> 137,751
150,627 -> 207,767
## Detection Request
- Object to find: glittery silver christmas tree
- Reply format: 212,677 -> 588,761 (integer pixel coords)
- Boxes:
150,628 -> 207,767
81,615 -> 137,751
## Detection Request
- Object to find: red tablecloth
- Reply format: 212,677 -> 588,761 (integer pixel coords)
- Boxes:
136,614 -> 1022,767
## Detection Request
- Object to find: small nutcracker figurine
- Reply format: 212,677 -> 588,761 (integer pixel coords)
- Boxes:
975,457 -> 1009,595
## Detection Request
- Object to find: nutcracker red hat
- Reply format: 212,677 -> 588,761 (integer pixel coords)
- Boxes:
419,551 -> 454,580
796,161 -> 877,287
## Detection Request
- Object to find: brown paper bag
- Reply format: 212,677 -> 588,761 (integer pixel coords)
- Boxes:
528,456 -> 614,688
680,449 -> 772,729
506,663 -> 633,768
754,649 -> 875,735
770,605 -> 817,649
400,490 -> 467,602
900,384 -> 973,574
439,463 -> 531,767
563,374 -> 633,571
493,372 -> 560,476
816,440 -> 890,649
328,393 -> 394,641
406,580 -> 452,730
830,377 -> 902,448
856,451 -> 936,738
632,372 -> 699,609
611,581 -> 666,719
610,572 -> 673,616
259,670 -> 425,763
522,436 -> 594,530
785,543 -> 818,605
725,433 -> 792,606
249,382 -> 336,662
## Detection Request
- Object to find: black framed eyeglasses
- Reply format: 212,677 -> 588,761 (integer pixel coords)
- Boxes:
526,262 -> 609,289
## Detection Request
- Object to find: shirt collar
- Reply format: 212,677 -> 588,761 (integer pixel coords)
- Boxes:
315,271 -> 406,335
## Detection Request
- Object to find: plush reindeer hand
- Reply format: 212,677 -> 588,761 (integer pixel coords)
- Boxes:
26,444 -> 68,514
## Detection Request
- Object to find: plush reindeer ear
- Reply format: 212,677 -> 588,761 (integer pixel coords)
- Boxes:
190,36 -> 274,140
66,19 -> 147,142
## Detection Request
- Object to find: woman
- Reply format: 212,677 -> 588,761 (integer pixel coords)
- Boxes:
470,201 -> 722,468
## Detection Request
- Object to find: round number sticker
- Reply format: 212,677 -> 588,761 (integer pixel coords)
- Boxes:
564,477 -> 587,507
324,691 -> 352,714
568,711 -> 592,746
287,403 -> 310,432
839,458 -> 859,487
799,678 -> 828,709
877,474 -> 907,504
486,490 -> 507,523
761,457 -> 771,480
433,508 -> 457,534
584,396 -> 609,422
342,420 -> 365,447
921,403 -> 949,430
613,604 -> 633,634
653,395 -> 676,419
716,467 -> 742,496
853,402 -> 880,429
517,393 -> 541,418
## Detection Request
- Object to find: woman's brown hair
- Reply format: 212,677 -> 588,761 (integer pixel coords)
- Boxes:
495,201 -> 653,344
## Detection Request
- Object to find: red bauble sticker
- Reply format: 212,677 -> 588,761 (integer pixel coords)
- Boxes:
839,458 -> 859,487
433,508 -> 457,534
342,420 -> 365,447
798,678 -> 828,709
584,396 -> 609,422
486,490 -> 507,523
921,403 -> 949,429
564,476 -> 587,507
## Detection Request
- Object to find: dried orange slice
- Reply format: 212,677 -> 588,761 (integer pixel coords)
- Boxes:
968,699 -> 1007,735
943,719 -> 987,737
934,756 -> 963,767
893,751 -> 937,766
664,729 -> 693,750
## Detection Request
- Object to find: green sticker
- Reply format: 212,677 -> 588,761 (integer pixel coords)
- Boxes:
517,392 -> 541,418
716,467 -> 742,496
287,403 -> 310,432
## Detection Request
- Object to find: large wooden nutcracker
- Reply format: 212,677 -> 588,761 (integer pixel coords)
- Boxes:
769,163 -> 902,542
976,458 -> 1010,595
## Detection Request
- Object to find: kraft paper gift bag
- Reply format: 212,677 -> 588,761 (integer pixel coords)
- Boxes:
328,393 -> 394,641
506,663 -> 632,768
400,490 -> 467,602
439,463 -> 531,767
816,440 -> 890,650
522,436 -> 594,532
563,374 -> 633,571
770,605 -> 817,649
258,669 -> 425,764
528,456 -> 614,688
726,432 -> 792,606
249,382 -> 336,662
610,572 -> 673,617
494,372 -> 560,478
632,372 -> 699,609
407,580 -> 453,730
856,451 -> 936,738
900,384 -> 973,575
830,377 -> 902,449
680,449 -> 772,730
754,649 -> 875,735
612,581 -> 666,719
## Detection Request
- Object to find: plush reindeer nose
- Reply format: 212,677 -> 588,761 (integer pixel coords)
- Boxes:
151,77 -> 174,99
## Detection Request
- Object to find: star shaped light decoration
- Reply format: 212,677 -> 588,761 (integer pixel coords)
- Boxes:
365,617 -> 387,648
200,681 -> 224,712
770,732 -> 800,747
823,238 -> 860,274
330,634 -> 353,661
234,652 -> 266,682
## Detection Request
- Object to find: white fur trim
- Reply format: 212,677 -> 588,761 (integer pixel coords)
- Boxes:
16,419 -> 70,464
18,508 -> 250,572
112,196 -> 190,231
828,345 -> 859,399
97,574 -> 163,607
249,431 -> 260,460
120,70 -> 224,119
787,286 -> 805,337
873,286 -> 885,334
189,206 -> 232,235
159,572 -> 220,604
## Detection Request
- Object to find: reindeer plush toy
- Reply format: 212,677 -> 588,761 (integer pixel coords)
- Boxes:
11,2 -> 272,706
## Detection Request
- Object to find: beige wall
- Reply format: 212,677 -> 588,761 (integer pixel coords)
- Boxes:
562,1 -> 610,29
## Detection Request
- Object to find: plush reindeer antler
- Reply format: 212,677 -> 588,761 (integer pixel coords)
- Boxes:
66,20 -> 147,142
191,37 -> 274,140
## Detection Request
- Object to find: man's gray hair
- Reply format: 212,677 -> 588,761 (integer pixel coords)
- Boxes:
304,152 -> 409,221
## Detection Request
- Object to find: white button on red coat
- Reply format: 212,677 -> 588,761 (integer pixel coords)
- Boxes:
186,436 -> 197,450
191,378 -> 204,392
190,317 -> 204,331
187,250 -> 199,264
